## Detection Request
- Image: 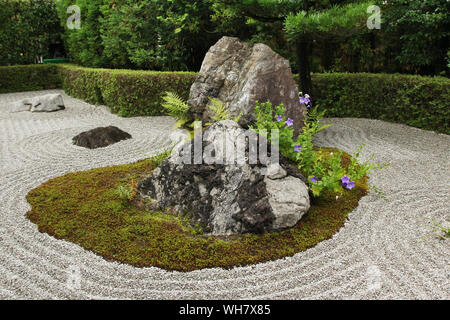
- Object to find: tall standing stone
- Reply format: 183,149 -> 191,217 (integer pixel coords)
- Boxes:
188,36 -> 307,136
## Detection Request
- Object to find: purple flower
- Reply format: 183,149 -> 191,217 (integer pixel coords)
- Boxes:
299,97 -> 311,105
310,176 -> 318,183
276,115 -> 283,122
299,93 -> 311,106
341,176 -> 350,184
345,181 -> 356,190
294,144 -> 302,153
341,176 -> 355,190
285,118 -> 294,127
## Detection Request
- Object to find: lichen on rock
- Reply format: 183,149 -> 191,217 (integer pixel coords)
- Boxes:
138,120 -> 310,235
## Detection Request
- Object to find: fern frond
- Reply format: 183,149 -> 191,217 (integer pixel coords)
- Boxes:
207,97 -> 241,123
161,92 -> 190,121
207,98 -> 229,122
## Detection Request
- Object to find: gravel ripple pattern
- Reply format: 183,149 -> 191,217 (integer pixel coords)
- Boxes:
0,90 -> 448,300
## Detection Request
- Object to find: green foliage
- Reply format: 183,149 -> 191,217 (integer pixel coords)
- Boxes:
0,65 -> 61,94
309,72 -> 450,134
56,0 -> 108,67
251,100 -> 388,197
284,2 -> 372,40
206,98 -> 242,123
251,101 -> 295,159
1,64 -> 447,134
161,92 -> 190,124
58,64 -> 197,117
116,180 -> 137,205
26,154 -> 367,271
2,0 -> 448,76
423,218 -> 450,241
56,0 -> 219,71
347,143 -> 389,182
213,0 -> 449,75
294,107 -> 331,174
160,93 -> 242,126
0,0 -> 63,66
380,0 -> 450,74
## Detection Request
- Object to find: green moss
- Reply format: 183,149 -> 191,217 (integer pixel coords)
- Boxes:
26,148 -> 367,272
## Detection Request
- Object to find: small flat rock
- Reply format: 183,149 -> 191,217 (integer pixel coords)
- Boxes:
9,94 -> 65,113
72,126 -> 132,149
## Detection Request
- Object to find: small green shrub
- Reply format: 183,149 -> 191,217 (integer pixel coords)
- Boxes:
251,97 -> 389,197
116,179 -> 137,205
250,101 -> 297,159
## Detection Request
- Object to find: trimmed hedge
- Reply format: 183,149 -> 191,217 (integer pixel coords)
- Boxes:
0,65 -> 61,94
1,64 -> 448,133
310,73 -> 450,134
58,65 -> 197,117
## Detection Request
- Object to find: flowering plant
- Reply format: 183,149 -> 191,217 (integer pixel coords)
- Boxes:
250,101 -> 295,158
251,94 -> 389,197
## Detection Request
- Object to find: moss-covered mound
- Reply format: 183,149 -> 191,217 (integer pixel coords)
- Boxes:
26,148 -> 367,272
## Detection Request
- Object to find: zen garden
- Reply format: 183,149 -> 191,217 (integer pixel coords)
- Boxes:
0,0 -> 448,303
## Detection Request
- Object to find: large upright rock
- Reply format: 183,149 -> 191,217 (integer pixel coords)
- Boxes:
188,36 -> 307,136
138,120 -> 310,236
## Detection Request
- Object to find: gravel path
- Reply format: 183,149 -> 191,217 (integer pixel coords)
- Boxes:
0,90 -> 448,300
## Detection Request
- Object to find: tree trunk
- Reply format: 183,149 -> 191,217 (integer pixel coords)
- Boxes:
295,38 -> 312,98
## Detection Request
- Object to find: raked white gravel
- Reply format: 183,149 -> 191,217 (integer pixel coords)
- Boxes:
0,90 -> 448,300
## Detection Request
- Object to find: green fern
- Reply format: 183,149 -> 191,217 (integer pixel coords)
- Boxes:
207,97 -> 242,123
161,92 -> 190,124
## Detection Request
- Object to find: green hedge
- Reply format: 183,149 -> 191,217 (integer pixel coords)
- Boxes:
0,65 -> 61,94
58,65 -> 197,117
1,64 -> 448,133
310,73 -> 450,134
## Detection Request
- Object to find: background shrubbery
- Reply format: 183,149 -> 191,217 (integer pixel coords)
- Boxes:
1,64 -> 448,134
58,65 -> 197,117
3,0 -> 444,78
310,73 -> 450,134
0,0 -> 63,66
55,0 -> 220,71
0,65 -> 61,93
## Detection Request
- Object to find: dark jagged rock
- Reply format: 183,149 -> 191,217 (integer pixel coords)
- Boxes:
138,120 -> 310,236
73,126 -> 132,149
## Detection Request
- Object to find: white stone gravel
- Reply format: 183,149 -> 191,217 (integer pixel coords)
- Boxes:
0,90 -> 449,300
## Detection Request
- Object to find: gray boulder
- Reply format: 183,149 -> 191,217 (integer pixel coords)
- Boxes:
188,36 -> 307,136
9,94 -> 65,113
9,100 -> 31,113
138,120 -> 310,236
